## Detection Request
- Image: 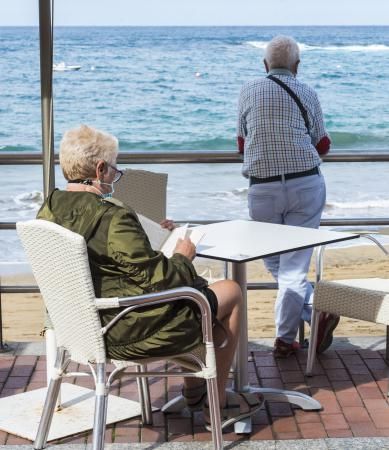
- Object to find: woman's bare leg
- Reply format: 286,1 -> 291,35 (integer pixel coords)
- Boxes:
184,279 -> 242,406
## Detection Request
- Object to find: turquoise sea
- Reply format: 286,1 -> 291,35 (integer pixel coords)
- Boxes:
1,26 -> 389,261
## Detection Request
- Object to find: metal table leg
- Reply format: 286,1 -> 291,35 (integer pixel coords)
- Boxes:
231,262 -> 321,434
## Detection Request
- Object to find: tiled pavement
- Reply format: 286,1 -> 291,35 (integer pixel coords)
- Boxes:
0,338 -> 389,449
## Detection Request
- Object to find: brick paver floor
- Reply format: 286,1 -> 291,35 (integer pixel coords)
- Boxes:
0,347 -> 388,445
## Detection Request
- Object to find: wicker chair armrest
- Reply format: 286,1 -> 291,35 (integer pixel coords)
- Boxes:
99,287 -> 213,342
316,232 -> 387,283
95,298 -> 120,309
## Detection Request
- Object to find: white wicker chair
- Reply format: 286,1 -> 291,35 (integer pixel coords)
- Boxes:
307,277 -> 389,376
17,219 -> 223,450
113,168 -> 168,223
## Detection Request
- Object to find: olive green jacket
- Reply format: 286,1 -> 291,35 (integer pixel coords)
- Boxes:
37,189 -> 203,360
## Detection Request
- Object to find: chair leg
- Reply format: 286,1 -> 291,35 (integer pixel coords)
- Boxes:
306,309 -> 320,376
206,377 -> 223,450
92,363 -> 108,450
136,365 -> 153,425
384,326 -> 389,398
34,348 -> 66,450
386,325 -> 389,362
298,319 -> 305,346
223,261 -> 229,279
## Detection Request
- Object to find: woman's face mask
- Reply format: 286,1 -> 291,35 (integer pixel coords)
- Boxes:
96,161 -> 123,198
97,180 -> 115,198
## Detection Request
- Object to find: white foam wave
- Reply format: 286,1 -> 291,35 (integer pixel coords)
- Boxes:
246,41 -> 267,49
317,44 -> 389,52
14,191 -> 43,209
246,41 -> 389,52
326,199 -> 389,210
208,188 -> 248,200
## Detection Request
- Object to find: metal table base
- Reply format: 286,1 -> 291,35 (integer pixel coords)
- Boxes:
162,261 -> 321,433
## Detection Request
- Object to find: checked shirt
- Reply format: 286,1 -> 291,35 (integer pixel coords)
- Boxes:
237,68 -> 329,179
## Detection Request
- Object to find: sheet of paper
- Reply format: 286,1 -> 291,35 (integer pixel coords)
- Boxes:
138,214 -> 205,258
187,228 -> 205,246
161,224 -> 189,258
162,226 -> 205,257
138,214 -> 170,250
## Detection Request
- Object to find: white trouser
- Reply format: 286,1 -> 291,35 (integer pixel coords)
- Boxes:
248,171 -> 326,344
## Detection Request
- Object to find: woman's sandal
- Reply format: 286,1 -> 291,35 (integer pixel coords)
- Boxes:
182,381 -> 208,412
203,390 -> 264,432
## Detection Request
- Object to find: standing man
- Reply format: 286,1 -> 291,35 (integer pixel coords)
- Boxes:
237,35 -> 338,358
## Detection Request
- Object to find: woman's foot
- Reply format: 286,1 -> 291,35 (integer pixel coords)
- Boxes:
203,390 -> 264,432
182,381 -> 207,411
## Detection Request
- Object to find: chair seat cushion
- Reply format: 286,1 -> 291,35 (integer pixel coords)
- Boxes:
314,279 -> 389,325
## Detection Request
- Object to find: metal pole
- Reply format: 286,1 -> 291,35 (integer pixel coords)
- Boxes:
0,279 -> 5,350
39,0 -> 55,198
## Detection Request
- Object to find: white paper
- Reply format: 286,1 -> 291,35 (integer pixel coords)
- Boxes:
138,214 -> 205,258
160,224 -> 189,258
186,228 -> 205,247
138,214 -> 170,250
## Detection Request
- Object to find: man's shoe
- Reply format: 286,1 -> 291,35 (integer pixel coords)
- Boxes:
316,312 -> 340,354
273,338 -> 300,358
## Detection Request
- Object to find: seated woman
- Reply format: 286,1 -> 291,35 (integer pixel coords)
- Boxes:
37,124 -> 262,430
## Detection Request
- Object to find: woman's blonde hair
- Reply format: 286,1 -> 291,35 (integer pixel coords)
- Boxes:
59,125 -> 119,181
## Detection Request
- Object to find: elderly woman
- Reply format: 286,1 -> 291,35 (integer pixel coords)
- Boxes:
37,124 -> 262,430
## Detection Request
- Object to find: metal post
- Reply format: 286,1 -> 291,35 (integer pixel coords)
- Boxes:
0,279 -> 4,350
39,0 -> 55,198
232,262 -> 249,393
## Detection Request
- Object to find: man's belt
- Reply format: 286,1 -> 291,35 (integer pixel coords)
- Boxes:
250,167 -> 319,186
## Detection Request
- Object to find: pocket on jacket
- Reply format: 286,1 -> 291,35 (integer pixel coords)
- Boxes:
248,192 -> 276,222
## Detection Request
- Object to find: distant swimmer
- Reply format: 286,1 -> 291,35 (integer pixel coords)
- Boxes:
195,72 -> 201,77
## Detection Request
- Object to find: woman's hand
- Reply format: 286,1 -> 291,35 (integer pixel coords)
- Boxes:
173,237 -> 196,261
160,219 -> 176,231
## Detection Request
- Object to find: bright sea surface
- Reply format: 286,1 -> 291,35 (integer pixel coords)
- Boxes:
1,26 -> 389,261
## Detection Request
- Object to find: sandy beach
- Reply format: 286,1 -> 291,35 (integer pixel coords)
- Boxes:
1,243 -> 388,343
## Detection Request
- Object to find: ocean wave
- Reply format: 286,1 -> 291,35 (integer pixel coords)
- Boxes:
207,188 -> 248,200
330,131 -> 389,148
326,199 -> 389,210
246,41 -> 389,52
14,191 -> 43,209
0,144 -> 38,152
119,137 -> 235,151
120,132 -> 389,151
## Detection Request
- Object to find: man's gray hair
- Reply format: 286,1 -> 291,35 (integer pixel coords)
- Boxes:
264,35 -> 300,71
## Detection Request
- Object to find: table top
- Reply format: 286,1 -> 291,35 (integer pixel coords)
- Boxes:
195,220 -> 359,263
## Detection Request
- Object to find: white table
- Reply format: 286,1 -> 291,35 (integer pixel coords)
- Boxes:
195,219 -> 359,433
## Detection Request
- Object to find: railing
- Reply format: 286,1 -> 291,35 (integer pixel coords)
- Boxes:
2,151 -> 389,165
1,150 -> 389,349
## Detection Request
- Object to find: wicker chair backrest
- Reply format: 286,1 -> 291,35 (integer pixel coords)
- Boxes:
17,219 -> 107,364
113,169 -> 167,223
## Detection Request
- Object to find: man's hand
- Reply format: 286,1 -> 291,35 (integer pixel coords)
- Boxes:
315,136 -> 331,155
173,237 -> 196,261
160,219 -> 176,231
237,136 -> 245,154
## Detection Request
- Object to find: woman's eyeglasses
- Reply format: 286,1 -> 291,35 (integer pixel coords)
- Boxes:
106,162 -> 123,183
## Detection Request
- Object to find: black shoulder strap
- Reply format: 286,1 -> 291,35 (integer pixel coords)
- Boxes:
267,74 -> 310,133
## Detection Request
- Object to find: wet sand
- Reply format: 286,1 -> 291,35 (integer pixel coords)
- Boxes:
1,243 -> 388,342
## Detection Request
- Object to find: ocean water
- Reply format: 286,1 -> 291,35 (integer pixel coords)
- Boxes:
1,26 -> 389,261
